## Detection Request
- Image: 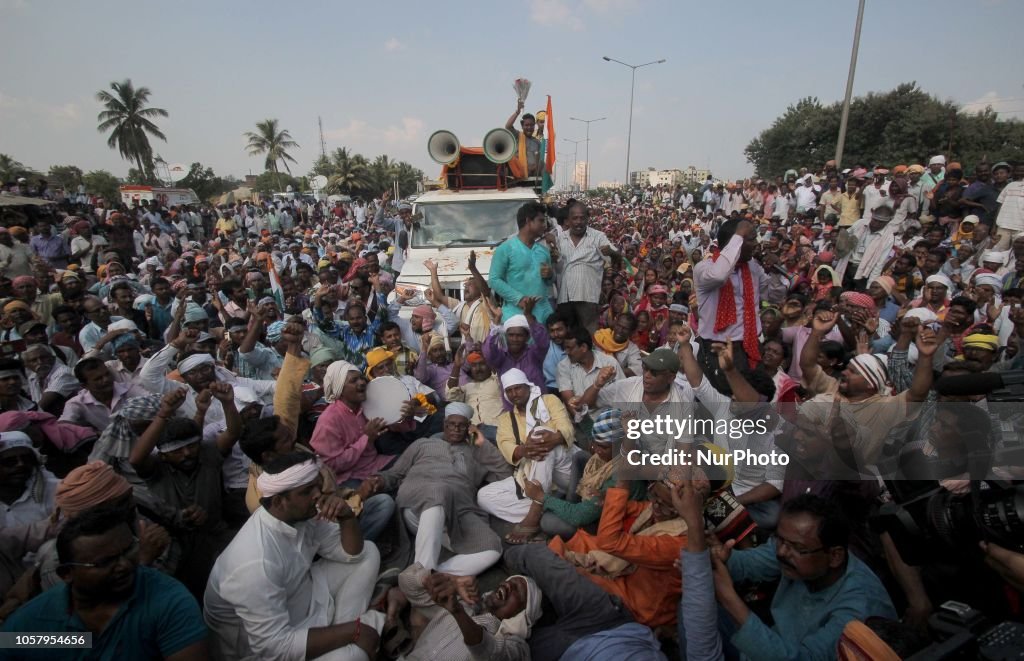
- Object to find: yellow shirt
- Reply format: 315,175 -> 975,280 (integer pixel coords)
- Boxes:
215,217 -> 237,235
496,394 -> 575,466
837,193 -> 862,227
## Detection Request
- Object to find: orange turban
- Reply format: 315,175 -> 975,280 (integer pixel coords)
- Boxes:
56,461 -> 132,519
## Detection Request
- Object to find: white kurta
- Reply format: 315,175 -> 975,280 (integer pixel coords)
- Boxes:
204,507 -> 382,660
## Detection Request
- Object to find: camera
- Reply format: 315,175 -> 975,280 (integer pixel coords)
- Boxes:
873,481 -> 1024,566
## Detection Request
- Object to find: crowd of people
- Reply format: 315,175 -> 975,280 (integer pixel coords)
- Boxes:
0,151 -> 1022,660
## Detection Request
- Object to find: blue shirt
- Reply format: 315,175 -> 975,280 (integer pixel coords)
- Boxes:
0,566 -> 207,661
726,539 -> 897,661
543,342 -> 565,390
488,235 -> 554,323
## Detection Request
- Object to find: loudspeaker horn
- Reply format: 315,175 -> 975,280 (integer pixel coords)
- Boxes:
482,128 -> 517,164
427,130 -> 461,165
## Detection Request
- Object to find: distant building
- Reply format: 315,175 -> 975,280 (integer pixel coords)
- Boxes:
574,161 -> 590,190
629,168 -> 656,187
681,166 -> 712,187
630,167 -> 710,188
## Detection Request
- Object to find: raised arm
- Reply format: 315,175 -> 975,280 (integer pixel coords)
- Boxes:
907,325 -> 938,402
800,311 -> 837,385
130,389 -> 187,475
505,99 -> 524,131
675,324 -> 703,388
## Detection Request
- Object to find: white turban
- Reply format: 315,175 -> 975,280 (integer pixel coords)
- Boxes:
183,304 -> 208,324
500,368 -> 530,391
178,353 -> 215,375
256,460 -> 321,498
108,318 -> 139,333
974,273 -> 1003,289
981,250 -> 1009,266
496,575 -> 543,640
925,274 -> 953,292
0,431 -> 34,453
903,308 -> 938,324
503,314 -> 529,332
322,360 -> 360,403
929,155 -> 946,166
158,434 -> 201,453
445,402 -> 474,419
848,354 -> 891,396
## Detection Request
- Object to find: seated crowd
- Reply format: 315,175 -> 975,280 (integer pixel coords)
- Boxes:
0,161 -> 1023,660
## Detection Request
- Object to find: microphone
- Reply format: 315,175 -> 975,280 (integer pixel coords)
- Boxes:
935,371 -> 1024,397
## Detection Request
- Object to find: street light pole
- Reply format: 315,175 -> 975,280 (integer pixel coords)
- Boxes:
563,138 -> 582,191
834,0 -> 865,169
569,116 -> 606,190
603,56 -> 665,187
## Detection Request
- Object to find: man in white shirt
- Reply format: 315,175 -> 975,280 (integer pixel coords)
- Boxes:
204,453 -> 383,660
679,190 -> 694,210
20,345 -> 80,415
994,163 -> 1024,250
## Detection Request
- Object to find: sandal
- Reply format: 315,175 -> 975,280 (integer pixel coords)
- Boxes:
504,523 -> 546,545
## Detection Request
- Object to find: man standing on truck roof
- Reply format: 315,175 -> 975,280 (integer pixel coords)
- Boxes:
506,100 -> 542,180
372,190 -> 413,274
489,201 -> 554,324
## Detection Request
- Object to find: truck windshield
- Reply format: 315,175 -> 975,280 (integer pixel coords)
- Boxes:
413,200 -> 524,248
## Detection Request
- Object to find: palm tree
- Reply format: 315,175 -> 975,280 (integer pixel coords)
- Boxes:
96,79 -> 168,181
369,154 -> 398,193
0,154 -> 26,183
326,147 -> 371,195
244,119 -> 299,190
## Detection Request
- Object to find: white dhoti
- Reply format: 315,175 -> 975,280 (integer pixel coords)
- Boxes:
404,507 -> 501,577
309,543 -> 386,661
477,445 -> 574,523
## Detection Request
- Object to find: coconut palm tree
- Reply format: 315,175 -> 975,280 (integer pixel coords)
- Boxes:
0,154 -> 27,183
326,147 -> 371,195
244,119 -> 299,190
96,79 -> 168,181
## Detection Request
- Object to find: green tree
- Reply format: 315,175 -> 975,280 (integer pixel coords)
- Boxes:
177,162 -> 231,202
251,171 -> 300,195
96,79 -> 168,182
369,154 -> 397,193
324,147 -> 371,195
47,165 -> 84,191
244,119 -> 299,191
393,161 -> 424,198
82,170 -> 122,203
745,82 -> 1024,177
0,154 -> 27,183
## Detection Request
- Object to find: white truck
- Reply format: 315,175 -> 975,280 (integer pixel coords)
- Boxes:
393,187 -> 539,304
120,185 -> 200,208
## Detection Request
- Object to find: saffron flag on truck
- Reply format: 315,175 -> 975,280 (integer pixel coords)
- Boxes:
542,95 -> 555,193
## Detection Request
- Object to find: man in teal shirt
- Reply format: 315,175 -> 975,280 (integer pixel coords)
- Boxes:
680,493 -> 896,660
489,202 -> 555,324
1,508 -> 208,660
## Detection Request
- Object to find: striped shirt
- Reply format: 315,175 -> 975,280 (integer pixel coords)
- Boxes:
554,227 -> 612,304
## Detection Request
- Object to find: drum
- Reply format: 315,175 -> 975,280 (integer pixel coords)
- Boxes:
363,376 -> 412,425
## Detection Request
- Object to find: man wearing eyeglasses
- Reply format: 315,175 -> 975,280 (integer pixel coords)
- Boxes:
683,493 -> 896,660
0,507 -> 208,660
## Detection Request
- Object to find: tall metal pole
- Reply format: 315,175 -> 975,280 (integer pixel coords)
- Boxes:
834,0 -> 865,169
563,138 -> 582,191
626,67 -> 636,187
570,117 -> 606,190
603,57 -> 665,188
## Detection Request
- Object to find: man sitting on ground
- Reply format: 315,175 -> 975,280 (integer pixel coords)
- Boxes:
204,452 -> 384,660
